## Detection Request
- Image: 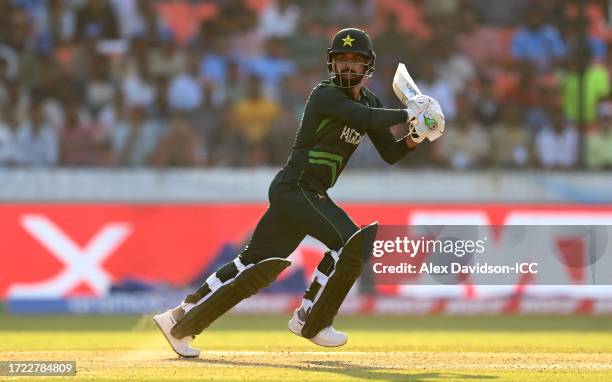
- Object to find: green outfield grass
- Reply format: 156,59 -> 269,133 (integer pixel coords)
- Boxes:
1,314 -> 611,381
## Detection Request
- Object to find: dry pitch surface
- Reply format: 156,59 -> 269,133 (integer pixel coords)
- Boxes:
1,314 -> 611,381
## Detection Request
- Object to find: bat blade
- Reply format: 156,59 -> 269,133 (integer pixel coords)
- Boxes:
392,63 -> 422,106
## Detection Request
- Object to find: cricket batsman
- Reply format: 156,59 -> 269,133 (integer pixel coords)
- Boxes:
153,27 -> 445,357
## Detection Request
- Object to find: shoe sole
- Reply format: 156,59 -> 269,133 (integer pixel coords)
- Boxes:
153,315 -> 199,358
287,318 -> 302,337
288,318 -> 346,347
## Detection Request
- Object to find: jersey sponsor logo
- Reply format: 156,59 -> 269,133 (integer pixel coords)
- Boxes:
340,126 -> 363,145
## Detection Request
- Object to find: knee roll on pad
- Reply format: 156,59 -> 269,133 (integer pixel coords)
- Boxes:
171,257 -> 291,338
301,222 -> 378,338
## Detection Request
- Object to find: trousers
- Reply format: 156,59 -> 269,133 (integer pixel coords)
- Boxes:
183,165 -> 359,303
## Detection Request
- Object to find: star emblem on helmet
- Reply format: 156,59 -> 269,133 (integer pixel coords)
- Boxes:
341,34 -> 355,47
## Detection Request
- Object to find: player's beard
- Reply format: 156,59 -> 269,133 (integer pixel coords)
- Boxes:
330,62 -> 366,88
337,70 -> 364,88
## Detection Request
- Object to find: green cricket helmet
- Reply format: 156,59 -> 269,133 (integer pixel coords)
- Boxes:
327,28 -> 376,88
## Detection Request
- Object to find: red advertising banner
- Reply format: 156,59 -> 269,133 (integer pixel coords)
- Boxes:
2,203 -> 612,300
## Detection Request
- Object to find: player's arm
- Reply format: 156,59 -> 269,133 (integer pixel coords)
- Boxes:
311,86 -> 409,133
367,95 -> 417,164
368,127 -> 417,164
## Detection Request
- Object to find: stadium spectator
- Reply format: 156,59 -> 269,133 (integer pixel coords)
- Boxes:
112,0 -> 166,40
433,32 -> 476,95
2,6 -> 31,52
74,0 -> 120,42
151,116 -> 205,167
30,55 -> 63,100
535,111 -> 578,169
150,77 -> 170,122
123,31 -> 149,72
328,0 -> 374,29
421,0 -> 461,22
0,1 -> 13,45
586,102 -> 612,170
67,22 -> 101,81
58,101 -> 109,166
98,89 -> 125,132
564,0 -> 612,43
0,46 -> 19,82
561,55 -> 609,124
475,0 -> 527,26
278,70 -> 311,123
454,8 -> 504,73
497,61 -> 541,111
112,105 -> 161,167
510,9 -> 566,71
490,105 -> 531,168
0,0 -> 608,171
198,36 -> 231,107
374,12 -> 413,73
157,0 -> 219,45
524,78 -> 560,131
33,0 -> 76,45
258,0 -> 300,38
416,57 -> 456,121
263,108 -> 297,166
167,52 -> 203,113
15,101 -> 58,167
0,106 -> 20,166
439,102 -> 490,169
85,54 -> 115,118
122,47 -> 156,108
149,29 -> 185,79
231,75 -> 281,165
29,67 -> 70,128
223,60 -> 247,107
474,76 -> 502,128
217,0 -> 262,58
243,37 -> 296,101
561,21 -> 606,62
209,106 -> 248,167
2,79 -> 27,124
281,13 -> 327,71
375,0 -> 429,40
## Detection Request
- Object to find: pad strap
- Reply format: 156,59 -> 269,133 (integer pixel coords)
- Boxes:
301,222 -> 378,338
170,257 -> 290,338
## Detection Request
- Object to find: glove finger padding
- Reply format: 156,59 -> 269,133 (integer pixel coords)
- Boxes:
410,99 -> 445,143
406,95 -> 431,114
409,123 -> 427,143
405,95 -> 431,142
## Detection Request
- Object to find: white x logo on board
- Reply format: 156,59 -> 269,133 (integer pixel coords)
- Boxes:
9,214 -> 132,298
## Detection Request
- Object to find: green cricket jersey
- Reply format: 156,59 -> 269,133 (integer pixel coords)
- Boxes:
282,80 -> 412,193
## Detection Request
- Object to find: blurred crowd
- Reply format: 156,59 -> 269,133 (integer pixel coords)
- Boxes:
0,0 -> 612,170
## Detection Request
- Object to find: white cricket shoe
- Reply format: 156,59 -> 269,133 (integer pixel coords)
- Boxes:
288,308 -> 347,347
153,309 -> 201,358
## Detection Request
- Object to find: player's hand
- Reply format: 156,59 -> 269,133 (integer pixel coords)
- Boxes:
404,95 -> 429,129
405,95 -> 445,143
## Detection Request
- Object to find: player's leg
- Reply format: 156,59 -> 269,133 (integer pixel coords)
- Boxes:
292,222 -> 377,345
177,205 -> 303,311
154,204 -> 305,357
283,188 -> 377,346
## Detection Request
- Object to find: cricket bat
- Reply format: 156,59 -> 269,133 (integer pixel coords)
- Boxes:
392,62 -> 444,142
392,63 -> 421,106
